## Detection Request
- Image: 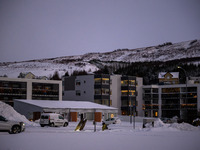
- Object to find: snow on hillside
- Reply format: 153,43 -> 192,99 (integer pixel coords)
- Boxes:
0,39 -> 199,78
0,101 -> 38,126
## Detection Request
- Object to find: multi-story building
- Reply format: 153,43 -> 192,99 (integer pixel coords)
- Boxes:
63,74 -> 111,105
110,75 -> 143,116
143,83 -> 200,122
62,74 -> 143,116
0,77 -> 62,106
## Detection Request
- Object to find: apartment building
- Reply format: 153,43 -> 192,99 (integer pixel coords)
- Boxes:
62,74 -> 143,116
63,74 -> 110,105
0,77 -> 62,106
110,75 -> 143,116
143,83 -> 200,122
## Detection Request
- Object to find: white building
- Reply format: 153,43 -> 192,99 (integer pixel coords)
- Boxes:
14,99 -> 118,121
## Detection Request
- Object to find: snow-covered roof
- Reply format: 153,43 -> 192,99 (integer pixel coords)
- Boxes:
158,72 -> 179,79
14,99 -> 118,113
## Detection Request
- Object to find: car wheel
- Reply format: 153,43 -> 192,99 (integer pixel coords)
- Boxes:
40,124 -> 45,127
50,123 -> 54,127
11,125 -> 21,134
63,122 -> 68,127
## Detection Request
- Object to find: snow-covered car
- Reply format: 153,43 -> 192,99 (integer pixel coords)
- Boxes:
40,113 -> 68,127
102,117 -> 120,125
0,115 -> 25,134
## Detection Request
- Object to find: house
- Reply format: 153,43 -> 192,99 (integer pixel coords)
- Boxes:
13,99 -> 118,121
0,77 -> 62,106
18,72 -> 36,79
158,72 -> 179,85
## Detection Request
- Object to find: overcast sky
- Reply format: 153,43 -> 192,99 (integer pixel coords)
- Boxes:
0,0 -> 200,62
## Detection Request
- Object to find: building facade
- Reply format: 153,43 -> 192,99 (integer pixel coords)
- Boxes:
143,83 -> 200,122
63,74 -> 143,116
63,74 -> 111,105
0,77 -> 62,106
158,72 -> 179,85
110,75 -> 143,116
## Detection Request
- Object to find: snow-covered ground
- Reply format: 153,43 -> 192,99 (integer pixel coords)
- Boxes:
0,121 -> 200,150
0,101 -> 200,150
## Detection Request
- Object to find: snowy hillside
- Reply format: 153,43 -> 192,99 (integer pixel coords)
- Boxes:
0,39 -> 200,78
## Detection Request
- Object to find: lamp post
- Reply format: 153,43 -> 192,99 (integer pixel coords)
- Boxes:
177,66 -> 188,121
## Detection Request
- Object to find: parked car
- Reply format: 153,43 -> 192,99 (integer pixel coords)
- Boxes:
102,117 -> 120,125
40,113 -> 68,127
0,115 -> 25,134
192,118 -> 200,126
160,117 -> 177,123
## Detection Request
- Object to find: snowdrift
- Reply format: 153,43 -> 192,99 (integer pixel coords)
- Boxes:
0,101 -> 38,126
148,119 -> 200,131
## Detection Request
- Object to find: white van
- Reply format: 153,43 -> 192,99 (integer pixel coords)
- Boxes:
40,113 -> 68,127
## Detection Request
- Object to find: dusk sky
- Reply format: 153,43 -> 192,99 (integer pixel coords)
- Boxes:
0,0 -> 200,62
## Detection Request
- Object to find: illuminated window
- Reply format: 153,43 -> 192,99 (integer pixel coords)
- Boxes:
94,78 -> 101,84
121,80 -> 128,86
129,90 -> 135,96
110,114 -> 114,118
154,111 -> 158,117
102,78 -> 109,84
102,88 -> 109,95
129,80 -> 135,86
121,90 -> 128,96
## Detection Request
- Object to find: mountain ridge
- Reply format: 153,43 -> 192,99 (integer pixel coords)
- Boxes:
0,39 -> 200,78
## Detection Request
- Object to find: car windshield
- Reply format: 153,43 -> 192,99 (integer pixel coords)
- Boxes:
41,116 -> 49,119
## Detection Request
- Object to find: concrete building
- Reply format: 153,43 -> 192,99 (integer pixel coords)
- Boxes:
143,83 -> 200,122
63,74 -> 111,105
0,77 -> 62,106
110,75 -> 143,116
63,74 -> 143,116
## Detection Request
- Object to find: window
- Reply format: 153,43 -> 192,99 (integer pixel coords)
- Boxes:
59,115 -> 64,120
94,89 -> 101,95
121,80 -> 128,86
94,99 -> 101,104
102,99 -> 109,105
129,80 -> 135,86
102,88 -> 109,95
94,78 -> 101,84
102,78 -> 109,84
76,80 -> 81,86
76,90 -> 81,96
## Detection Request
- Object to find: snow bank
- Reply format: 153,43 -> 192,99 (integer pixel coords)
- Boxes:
0,101 -> 38,126
147,118 -> 199,131
170,122 -> 199,131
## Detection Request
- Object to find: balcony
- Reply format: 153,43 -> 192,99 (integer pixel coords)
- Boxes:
181,104 -> 197,109
161,104 -> 180,110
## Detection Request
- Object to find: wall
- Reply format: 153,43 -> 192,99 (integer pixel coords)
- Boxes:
63,75 -> 94,102
136,77 -> 143,116
14,100 -> 43,120
110,75 -> 121,114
